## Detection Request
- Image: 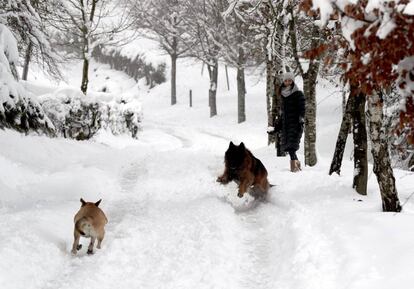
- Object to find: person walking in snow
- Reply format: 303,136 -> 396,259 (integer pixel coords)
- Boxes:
277,72 -> 305,172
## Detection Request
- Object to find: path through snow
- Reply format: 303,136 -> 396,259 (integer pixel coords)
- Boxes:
1,59 -> 414,289
0,122 -> 345,289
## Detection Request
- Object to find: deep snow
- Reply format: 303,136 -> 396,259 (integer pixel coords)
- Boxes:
1,53 -> 414,289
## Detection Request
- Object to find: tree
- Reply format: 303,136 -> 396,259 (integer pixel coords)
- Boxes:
302,0 -> 414,144
0,0 -> 62,80
302,0 -> 405,211
229,0 -> 287,152
367,92 -> 401,211
48,0 -> 131,94
328,85 -> 368,195
222,2 -> 258,123
182,0 -> 227,117
129,0 -> 192,105
329,90 -> 355,176
287,1 -> 324,166
0,23 -> 54,135
351,91 -> 368,195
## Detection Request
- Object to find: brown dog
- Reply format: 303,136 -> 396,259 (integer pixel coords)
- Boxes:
217,141 -> 270,199
71,198 -> 108,255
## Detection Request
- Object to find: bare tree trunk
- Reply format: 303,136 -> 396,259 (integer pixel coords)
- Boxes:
367,92 -> 401,212
237,66 -> 246,123
237,31 -> 246,123
80,23 -> 89,94
208,60 -> 218,117
79,0 -> 98,95
288,5 -> 319,166
171,53 -> 177,105
329,92 -> 354,175
22,42 -> 32,81
303,67 -> 318,166
264,1 -> 277,146
81,56 -> 89,94
266,56 -> 276,143
266,20 -> 284,155
225,65 -> 230,91
9,59 -> 19,80
352,92 -> 368,195
342,89 -> 347,115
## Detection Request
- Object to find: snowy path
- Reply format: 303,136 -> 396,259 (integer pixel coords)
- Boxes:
3,114 -> 405,289
0,123 -> 345,289
2,59 -> 414,289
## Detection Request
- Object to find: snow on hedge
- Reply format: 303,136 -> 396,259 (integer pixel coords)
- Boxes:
0,24 -> 54,134
39,88 -> 142,140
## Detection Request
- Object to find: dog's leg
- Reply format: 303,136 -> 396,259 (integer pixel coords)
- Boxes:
71,230 -> 81,255
257,178 -> 270,194
217,167 -> 230,184
238,176 -> 253,198
97,231 -> 105,249
87,237 -> 96,254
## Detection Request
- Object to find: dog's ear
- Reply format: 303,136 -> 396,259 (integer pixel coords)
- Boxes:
80,198 -> 86,206
95,199 -> 102,207
240,142 -> 245,149
229,141 -> 235,148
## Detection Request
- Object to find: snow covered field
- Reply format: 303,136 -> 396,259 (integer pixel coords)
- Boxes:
1,55 -> 414,289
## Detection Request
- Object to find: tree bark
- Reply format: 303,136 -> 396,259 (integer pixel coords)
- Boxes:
266,56 -> 276,144
237,66 -> 246,123
288,6 -> 319,166
342,89 -> 347,115
225,65 -> 230,91
303,67 -> 318,167
80,21 -> 89,94
81,56 -> 89,94
22,42 -> 33,81
208,59 -> 218,117
266,19 -> 284,155
79,0 -> 98,95
171,53 -> 177,105
367,92 -> 401,212
352,92 -> 368,195
237,35 -> 246,123
329,91 -> 354,175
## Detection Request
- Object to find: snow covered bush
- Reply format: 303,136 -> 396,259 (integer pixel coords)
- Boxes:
39,89 -> 142,140
92,45 -> 166,88
0,24 -> 55,135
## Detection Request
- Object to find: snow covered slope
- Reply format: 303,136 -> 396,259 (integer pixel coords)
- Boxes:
0,54 -> 413,289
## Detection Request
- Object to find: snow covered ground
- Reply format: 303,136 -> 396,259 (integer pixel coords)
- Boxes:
1,52 -> 414,289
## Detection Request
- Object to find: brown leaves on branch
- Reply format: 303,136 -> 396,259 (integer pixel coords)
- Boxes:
303,44 -> 329,59
300,0 -> 414,143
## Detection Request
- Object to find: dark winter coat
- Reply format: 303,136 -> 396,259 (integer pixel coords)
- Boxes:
279,83 -> 305,152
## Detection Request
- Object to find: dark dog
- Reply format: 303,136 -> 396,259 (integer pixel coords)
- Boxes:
217,141 -> 270,199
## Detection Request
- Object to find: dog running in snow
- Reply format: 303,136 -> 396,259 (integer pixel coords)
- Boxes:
72,198 -> 108,255
217,141 -> 270,199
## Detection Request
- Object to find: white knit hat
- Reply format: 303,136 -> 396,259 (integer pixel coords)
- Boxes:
282,72 -> 295,81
